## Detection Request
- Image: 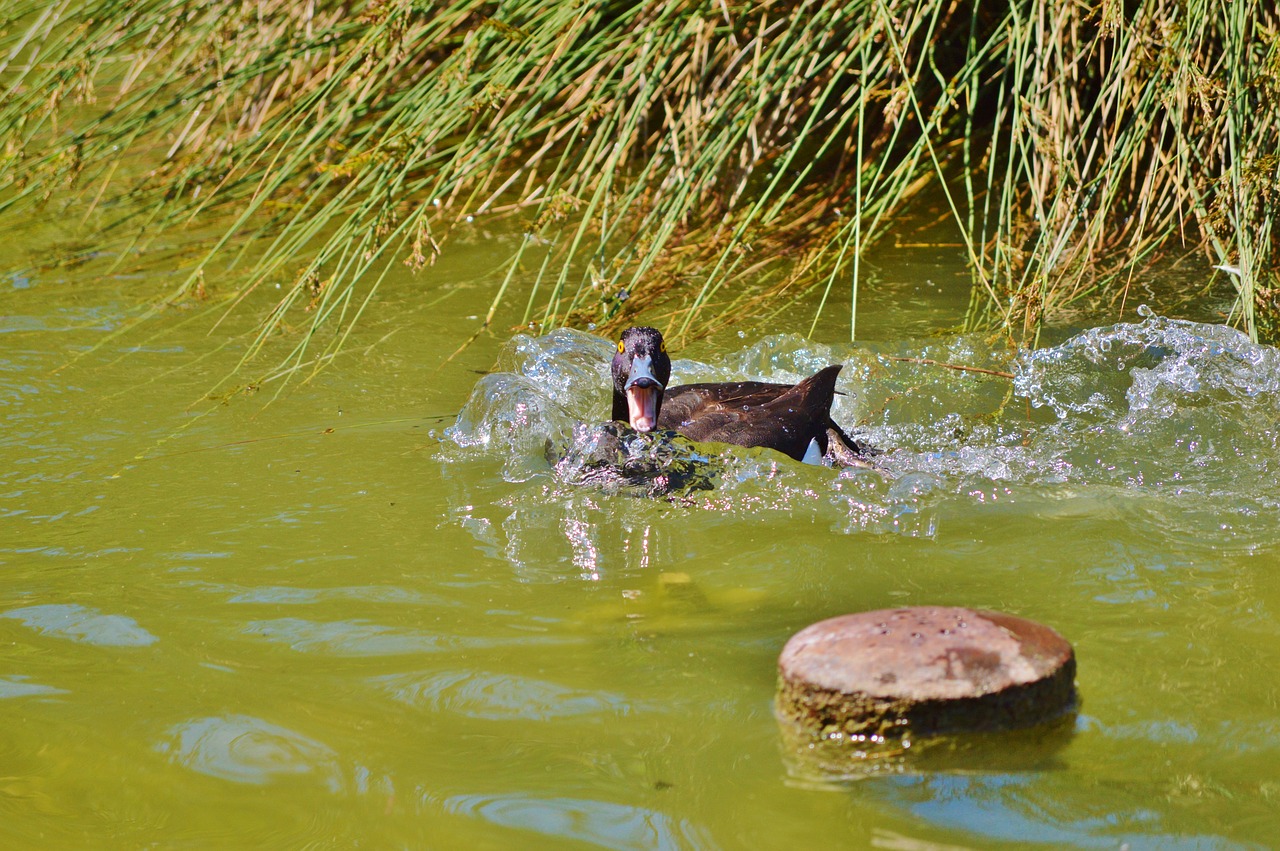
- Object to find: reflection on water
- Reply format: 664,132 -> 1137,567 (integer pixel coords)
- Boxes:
869,772 -> 1241,850
246,617 -> 455,656
189,580 -> 452,607
0,675 -> 68,699
375,669 -> 639,720
444,793 -> 714,850
2,604 -> 158,647
158,715 -> 341,788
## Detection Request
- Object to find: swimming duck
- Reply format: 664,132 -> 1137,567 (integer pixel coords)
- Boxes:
610,326 -> 870,464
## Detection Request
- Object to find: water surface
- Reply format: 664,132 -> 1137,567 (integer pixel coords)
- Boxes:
2,232 -> 1278,848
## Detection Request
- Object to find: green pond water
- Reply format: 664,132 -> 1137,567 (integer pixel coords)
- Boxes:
3,219 -> 1280,849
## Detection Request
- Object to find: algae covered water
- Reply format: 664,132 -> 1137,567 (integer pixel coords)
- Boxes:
3,240 -> 1279,847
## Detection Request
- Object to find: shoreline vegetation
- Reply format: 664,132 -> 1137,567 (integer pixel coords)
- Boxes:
1,0 -> 1277,376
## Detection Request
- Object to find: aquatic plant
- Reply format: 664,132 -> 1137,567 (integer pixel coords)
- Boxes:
1,0 -> 1276,373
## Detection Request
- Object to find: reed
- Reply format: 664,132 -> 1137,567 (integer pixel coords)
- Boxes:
1,0 -> 1276,372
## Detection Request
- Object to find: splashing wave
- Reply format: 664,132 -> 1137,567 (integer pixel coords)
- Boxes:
442,312 -> 1280,547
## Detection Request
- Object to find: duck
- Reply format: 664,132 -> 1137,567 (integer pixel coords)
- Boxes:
610,326 -> 871,464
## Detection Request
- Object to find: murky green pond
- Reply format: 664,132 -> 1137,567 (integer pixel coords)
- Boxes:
3,220 -> 1279,849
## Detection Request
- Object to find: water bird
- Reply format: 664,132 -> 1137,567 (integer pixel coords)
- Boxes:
610,326 -> 871,465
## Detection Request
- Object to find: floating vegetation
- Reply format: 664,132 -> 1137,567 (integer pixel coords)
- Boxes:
548,423 -> 720,501
1,0 -> 1277,373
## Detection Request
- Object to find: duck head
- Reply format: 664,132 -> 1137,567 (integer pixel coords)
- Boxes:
611,326 -> 672,432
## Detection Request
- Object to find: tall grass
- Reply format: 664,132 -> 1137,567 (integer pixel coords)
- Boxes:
962,0 -> 1280,343
1,0 -> 1276,375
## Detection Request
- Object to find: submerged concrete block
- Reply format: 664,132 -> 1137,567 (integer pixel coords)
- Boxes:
777,607 -> 1076,742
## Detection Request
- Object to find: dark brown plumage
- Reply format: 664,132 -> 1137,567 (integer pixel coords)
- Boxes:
610,326 -> 869,464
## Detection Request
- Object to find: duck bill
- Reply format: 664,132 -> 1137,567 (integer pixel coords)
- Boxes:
624,354 -> 663,432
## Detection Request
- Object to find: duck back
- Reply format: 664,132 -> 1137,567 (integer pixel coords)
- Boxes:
656,365 -> 843,461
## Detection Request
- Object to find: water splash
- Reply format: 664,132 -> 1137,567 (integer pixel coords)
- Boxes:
1007,307 -> 1280,496
442,312 -> 1280,564
1017,305 -> 1280,426
550,423 -> 719,499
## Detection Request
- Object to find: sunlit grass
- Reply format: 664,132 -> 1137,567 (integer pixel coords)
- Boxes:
1,0 -> 1276,377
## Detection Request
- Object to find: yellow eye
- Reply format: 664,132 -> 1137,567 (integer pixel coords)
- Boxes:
617,340 -> 626,353
659,341 -> 666,353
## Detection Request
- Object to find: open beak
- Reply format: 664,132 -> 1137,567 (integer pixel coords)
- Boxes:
624,354 -> 663,432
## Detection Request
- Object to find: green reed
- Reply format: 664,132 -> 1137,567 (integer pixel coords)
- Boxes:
1,0 -> 1276,376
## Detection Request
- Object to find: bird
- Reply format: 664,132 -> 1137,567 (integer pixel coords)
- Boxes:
609,326 -> 870,464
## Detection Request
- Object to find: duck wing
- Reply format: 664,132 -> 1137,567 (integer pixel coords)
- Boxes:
657,380 -> 789,429
657,365 -> 844,461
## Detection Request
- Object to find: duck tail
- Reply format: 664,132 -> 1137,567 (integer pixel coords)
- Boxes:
794,364 -> 880,465
789,364 -> 843,418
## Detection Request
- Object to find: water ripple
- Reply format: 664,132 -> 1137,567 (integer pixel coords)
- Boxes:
245,618 -> 448,655
0,675 -> 68,699
157,715 -> 340,787
2,603 -> 157,647
375,669 -> 639,720
444,792 -> 715,850
245,618 -> 564,656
